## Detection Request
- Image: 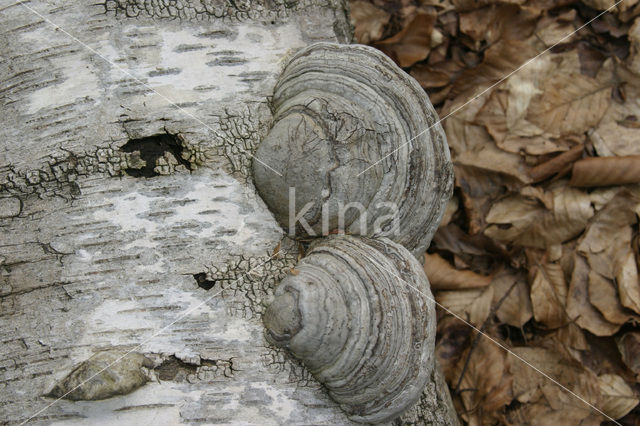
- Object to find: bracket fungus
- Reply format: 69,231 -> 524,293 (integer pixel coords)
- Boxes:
255,43 -> 454,423
253,42 -> 453,259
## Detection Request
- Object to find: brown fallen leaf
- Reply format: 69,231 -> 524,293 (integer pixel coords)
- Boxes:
578,41 -> 607,78
504,401 -> 600,426
432,223 -> 507,275
529,143 -> 585,183
552,322 -> 589,353
578,190 -> 640,314
508,346 -> 603,425
616,332 -> 640,376
436,315 -> 473,384
454,164 -> 521,234
597,374 -> 639,419
526,73 -> 611,138
588,269 -> 639,324
578,190 -> 640,255
350,1 -> 390,44
455,143 -> 533,184
424,252 -> 494,290
578,333 -> 635,379
492,268 -> 533,328
582,0 -> 625,11
617,251 -> 640,315
373,12 -> 436,67
484,186 -> 594,249
474,87 -> 578,155
454,337 -> 512,425
588,64 -> 640,157
530,262 -> 568,328
570,156 -> 640,187
566,254 -> 621,336
451,40 -> 539,98
410,60 -> 465,89
458,4 -> 539,48
509,345 -> 601,398
426,84 -> 453,106
435,285 -> 494,326
531,10 -> 581,47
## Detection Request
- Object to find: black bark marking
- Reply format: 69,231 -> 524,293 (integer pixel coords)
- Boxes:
193,272 -> 216,290
120,133 -> 192,178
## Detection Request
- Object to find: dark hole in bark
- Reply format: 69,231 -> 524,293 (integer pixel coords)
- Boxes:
120,133 -> 191,177
193,272 -> 216,290
155,356 -> 197,381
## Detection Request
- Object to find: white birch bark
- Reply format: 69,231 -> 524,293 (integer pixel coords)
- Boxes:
0,1 -> 457,424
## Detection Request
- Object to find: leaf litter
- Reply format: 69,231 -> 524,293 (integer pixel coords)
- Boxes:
351,0 -> 640,423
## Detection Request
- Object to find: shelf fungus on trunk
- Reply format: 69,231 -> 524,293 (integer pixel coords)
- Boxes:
253,42 -> 453,260
262,235 -> 436,424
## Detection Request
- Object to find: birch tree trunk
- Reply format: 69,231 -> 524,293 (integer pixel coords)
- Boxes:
0,1 -> 457,424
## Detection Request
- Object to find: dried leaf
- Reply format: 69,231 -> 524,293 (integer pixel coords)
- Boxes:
454,338 -> 512,424
617,249 -> 640,314
552,322 -> 589,353
577,334 -> 634,378
532,13 -> 580,46
570,156 -> 640,187
475,86 -> 578,155
578,190 -> 640,255
578,41 -> 607,78
455,143 -> 532,184
410,60 -> 465,89
492,269 -> 533,327
485,186 -> 594,249
458,4 -> 539,46
432,223 -> 507,275
424,252 -> 493,290
452,0 -> 526,11
588,270 -> 639,324
590,121 -> 640,157
577,191 -> 640,317
582,0 -> 622,10
566,254 -> 621,336
616,332 -> 640,376
350,1 -> 390,44
451,40 -> 539,98
374,12 -> 436,67
529,143 -> 585,183
509,346 -> 601,402
436,315 -> 473,383
454,164 -> 521,234
530,262 -> 568,328
436,285 -> 494,326
508,346 -> 603,425
597,374 -> 639,419
505,401 -> 598,426
526,73 -> 611,138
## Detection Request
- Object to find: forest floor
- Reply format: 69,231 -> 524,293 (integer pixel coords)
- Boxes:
349,0 -> 640,424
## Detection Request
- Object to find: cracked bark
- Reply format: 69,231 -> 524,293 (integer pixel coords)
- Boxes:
0,0 -> 457,424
